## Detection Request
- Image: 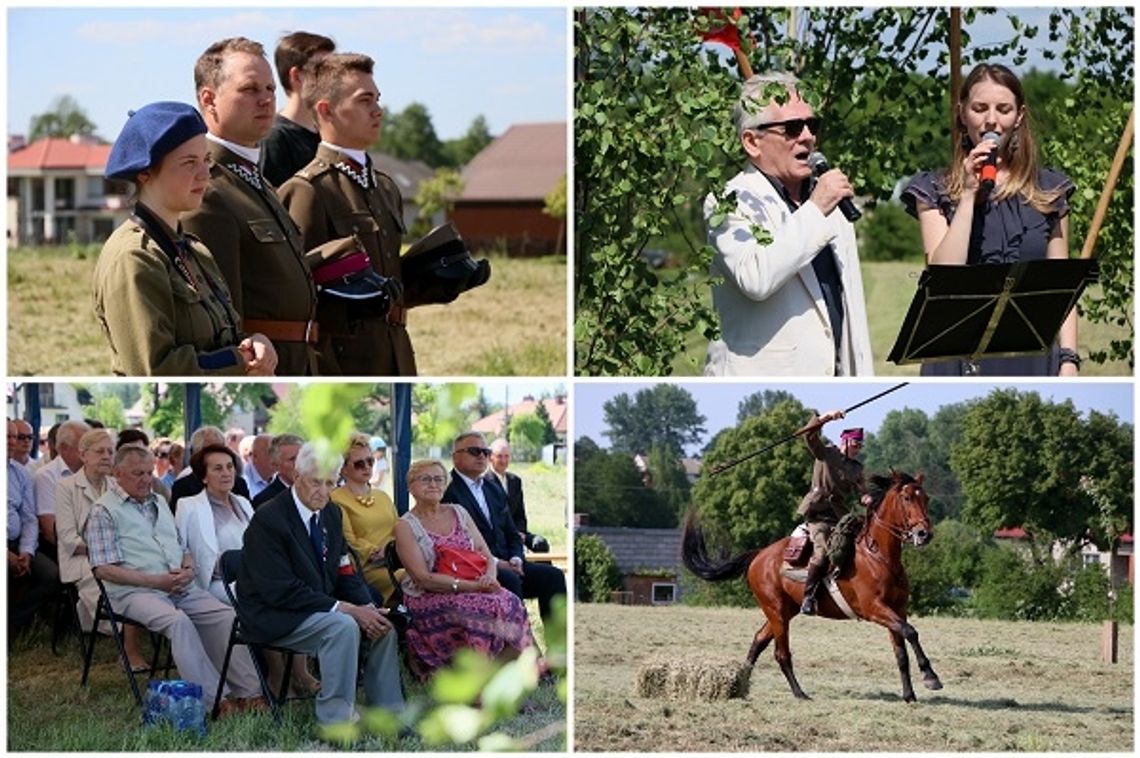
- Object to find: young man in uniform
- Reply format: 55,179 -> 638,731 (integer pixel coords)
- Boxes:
278,53 -> 411,376
183,37 -> 320,376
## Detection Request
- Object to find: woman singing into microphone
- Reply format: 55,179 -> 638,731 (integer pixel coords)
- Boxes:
902,63 -> 1078,376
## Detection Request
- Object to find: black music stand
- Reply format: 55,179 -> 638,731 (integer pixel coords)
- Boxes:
887,259 -> 1098,367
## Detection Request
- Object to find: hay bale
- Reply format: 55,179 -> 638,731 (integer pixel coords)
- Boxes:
635,656 -> 751,701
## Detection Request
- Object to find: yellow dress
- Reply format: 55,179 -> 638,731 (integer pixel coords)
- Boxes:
331,486 -> 398,603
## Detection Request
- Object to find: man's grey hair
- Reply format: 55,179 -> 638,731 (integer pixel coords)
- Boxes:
189,425 -> 225,456
489,437 -> 510,454
295,442 -> 339,479
734,72 -> 802,136
452,430 -> 487,450
57,419 -> 91,450
114,445 -> 152,469
270,433 -> 305,463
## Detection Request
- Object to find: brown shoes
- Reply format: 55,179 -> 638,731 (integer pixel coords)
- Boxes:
215,695 -> 270,719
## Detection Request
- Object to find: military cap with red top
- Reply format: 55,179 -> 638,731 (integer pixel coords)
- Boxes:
840,428 -> 864,442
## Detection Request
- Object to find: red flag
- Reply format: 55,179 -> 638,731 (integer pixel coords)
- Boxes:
699,7 -> 743,53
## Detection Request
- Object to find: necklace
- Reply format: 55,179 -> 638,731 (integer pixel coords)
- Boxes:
345,483 -> 374,507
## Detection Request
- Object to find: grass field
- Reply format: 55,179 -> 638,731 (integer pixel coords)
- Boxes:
667,260 -> 1132,376
7,246 -> 567,376
574,603 -> 1133,752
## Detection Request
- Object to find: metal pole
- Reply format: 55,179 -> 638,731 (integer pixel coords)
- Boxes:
950,8 -> 962,143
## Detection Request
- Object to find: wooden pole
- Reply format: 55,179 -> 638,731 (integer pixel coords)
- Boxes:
1080,108 -> 1135,259
1102,620 -> 1119,663
949,8 -> 962,141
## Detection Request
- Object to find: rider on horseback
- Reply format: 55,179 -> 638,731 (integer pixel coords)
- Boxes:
796,409 -> 869,615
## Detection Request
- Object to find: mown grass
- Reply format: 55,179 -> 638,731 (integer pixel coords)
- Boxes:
7,246 -> 567,377
575,603 -> 1133,752
665,259 -> 1132,376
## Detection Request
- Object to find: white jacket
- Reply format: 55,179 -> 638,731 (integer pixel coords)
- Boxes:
174,490 -> 254,594
703,164 -> 873,376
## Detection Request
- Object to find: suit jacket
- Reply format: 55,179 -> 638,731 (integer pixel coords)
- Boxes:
443,471 -> 524,562
237,488 -> 371,643
702,164 -> 873,377
278,143 -> 416,376
497,471 -> 528,535
169,473 -> 250,513
251,476 -> 286,510
174,490 -> 255,593
182,140 -> 318,377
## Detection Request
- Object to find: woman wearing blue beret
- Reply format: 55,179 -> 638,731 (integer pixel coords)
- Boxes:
93,101 -> 278,375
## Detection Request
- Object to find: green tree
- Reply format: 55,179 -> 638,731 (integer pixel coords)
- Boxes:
574,449 -> 672,528
375,102 -> 446,167
28,95 -> 97,141
507,412 -> 546,462
602,384 -> 706,456
533,400 -> 559,446
145,383 -> 273,439
85,394 -> 126,430
412,384 -> 479,453
442,114 -> 494,167
900,519 -> 992,615
574,533 -> 622,602
645,444 -> 690,527
413,168 -> 465,237
857,202 -> 925,262
735,389 -> 797,424
575,435 -> 602,463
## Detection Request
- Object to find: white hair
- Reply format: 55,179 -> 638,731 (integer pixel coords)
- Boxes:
734,72 -> 802,136
295,442 -> 339,479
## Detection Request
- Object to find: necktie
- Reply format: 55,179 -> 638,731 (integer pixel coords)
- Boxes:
309,513 -> 324,564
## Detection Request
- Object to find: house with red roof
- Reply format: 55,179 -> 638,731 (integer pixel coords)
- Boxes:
994,526 -> 1133,586
449,122 -> 566,256
7,135 -> 128,246
471,394 -> 568,443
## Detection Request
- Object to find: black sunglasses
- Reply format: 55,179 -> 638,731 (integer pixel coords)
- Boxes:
350,459 -> 371,471
15,434 -> 33,442
459,446 -> 492,458
752,116 -> 821,138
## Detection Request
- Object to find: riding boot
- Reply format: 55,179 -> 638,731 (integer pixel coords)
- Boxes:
801,560 -> 828,615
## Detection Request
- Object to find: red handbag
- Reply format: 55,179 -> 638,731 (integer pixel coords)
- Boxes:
435,545 -> 488,581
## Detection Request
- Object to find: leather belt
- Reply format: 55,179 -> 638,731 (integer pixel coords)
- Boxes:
387,305 -> 408,327
243,318 -> 319,344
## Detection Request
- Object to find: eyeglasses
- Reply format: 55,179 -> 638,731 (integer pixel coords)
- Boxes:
751,117 -> 821,139
156,450 -> 170,459
415,475 -> 447,485
458,446 -> 492,458
350,459 -> 371,471
15,434 -> 33,442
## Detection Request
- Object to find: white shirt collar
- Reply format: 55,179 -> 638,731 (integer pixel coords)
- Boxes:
291,485 -> 320,527
321,141 -> 368,167
207,133 -> 261,165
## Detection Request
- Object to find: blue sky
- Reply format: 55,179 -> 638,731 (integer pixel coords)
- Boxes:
7,7 -> 567,141
574,381 -> 1134,456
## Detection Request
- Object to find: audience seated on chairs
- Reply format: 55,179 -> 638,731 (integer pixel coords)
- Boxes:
85,445 -> 264,717
238,443 -> 405,727
11,419 -> 35,468
251,434 -> 304,509
55,428 -> 147,668
34,419 -> 91,564
444,431 -> 567,622
8,419 -> 60,636
332,432 -> 399,604
177,442 -> 319,696
170,426 -> 251,511
244,435 -> 274,501
116,429 -> 171,504
394,459 -> 538,678
488,438 -> 550,553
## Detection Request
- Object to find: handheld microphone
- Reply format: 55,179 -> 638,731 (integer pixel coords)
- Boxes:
979,131 -> 1000,193
807,152 -> 861,222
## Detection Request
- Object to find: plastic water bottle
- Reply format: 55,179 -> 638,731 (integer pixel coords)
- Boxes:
143,680 -> 206,737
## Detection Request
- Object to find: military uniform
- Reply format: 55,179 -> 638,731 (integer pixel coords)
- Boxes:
278,143 -> 416,376
92,215 -> 246,376
182,140 -> 319,376
797,413 -> 865,567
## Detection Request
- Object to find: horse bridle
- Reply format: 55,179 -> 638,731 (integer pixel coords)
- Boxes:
867,482 -> 929,546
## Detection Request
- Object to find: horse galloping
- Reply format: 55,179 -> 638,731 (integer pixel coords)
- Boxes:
681,471 -> 943,702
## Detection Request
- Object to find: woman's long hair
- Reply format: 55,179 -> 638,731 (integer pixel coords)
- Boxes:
946,63 -> 1064,213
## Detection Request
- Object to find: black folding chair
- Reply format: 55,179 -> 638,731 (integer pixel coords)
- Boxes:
382,540 -> 404,610
213,549 -> 306,722
81,574 -> 172,706
50,581 -> 81,656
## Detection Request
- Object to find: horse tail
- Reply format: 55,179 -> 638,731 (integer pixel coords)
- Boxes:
680,509 -> 761,582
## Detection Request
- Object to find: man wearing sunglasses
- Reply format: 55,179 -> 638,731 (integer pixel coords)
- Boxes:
704,72 -> 873,377
444,431 -> 566,622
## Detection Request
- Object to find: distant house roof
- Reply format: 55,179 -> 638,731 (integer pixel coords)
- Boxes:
471,395 -> 568,437
578,526 -> 683,573
458,122 -> 566,202
8,136 -> 111,174
994,527 -> 1029,539
368,151 -> 434,199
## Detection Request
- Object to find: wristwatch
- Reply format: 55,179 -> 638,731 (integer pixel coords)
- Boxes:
1058,347 -> 1081,369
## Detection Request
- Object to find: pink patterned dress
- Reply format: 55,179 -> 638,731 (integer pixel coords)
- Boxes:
402,507 -> 533,676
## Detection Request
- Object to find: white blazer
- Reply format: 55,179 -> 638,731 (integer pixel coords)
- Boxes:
703,164 -> 873,376
175,490 -> 254,594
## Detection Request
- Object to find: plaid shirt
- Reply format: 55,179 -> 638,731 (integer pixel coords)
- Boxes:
86,478 -> 165,569
7,459 -> 37,555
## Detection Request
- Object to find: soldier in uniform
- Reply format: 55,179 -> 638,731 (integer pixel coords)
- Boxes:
183,37 -> 320,376
796,409 -> 868,615
278,53 -> 412,376
93,102 -> 277,376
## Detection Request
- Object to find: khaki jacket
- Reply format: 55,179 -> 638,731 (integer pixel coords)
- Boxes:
796,414 -> 865,521
278,143 -> 415,376
92,218 -> 245,376
182,141 -> 318,376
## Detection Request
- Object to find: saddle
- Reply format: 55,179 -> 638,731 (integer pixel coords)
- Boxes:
781,524 -> 859,620
783,524 -> 812,567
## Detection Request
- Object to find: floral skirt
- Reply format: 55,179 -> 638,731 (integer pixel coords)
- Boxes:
404,587 -> 532,676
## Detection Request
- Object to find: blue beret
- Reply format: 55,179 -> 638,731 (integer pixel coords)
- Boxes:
105,101 -> 207,181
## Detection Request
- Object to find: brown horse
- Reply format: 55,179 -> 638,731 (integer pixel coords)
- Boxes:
682,471 -> 943,702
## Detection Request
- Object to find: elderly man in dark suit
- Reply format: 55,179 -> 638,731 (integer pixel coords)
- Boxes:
443,431 -> 565,621
183,36 -> 320,376
238,442 -> 403,726
488,437 -> 549,553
